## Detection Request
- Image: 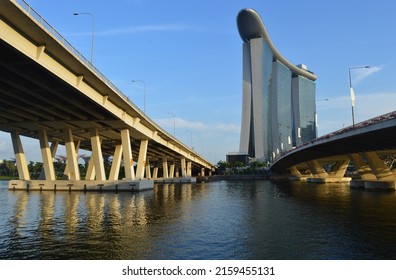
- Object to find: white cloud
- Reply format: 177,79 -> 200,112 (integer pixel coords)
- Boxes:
155,117 -> 240,134
350,66 -> 382,85
317,91 -> 396,135
0,139 -> 8,155
97,24 -> 190,36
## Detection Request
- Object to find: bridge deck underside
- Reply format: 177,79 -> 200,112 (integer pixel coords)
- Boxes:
0,39 -> 193,170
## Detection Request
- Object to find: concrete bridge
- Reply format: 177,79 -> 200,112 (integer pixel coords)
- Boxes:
270,111 -> 396,190
0,0 -> 215,191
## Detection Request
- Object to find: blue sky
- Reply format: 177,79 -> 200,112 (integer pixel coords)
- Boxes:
1,0 -> 396,164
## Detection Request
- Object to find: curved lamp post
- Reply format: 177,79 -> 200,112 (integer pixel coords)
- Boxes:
73,12 -> 95,64
348,66 -> 370,126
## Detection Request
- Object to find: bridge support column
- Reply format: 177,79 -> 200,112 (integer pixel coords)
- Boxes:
351,152 -> 396,190
180,158 -> 187,177
39,141 -> 58,180
169,163 -> 175,178
329,159 -> 350,178
121,129 -> 135,180
153,167 -> 158,179
63,140 -> 80,179
38,130 -> 56,180
109,144 -> 122,180
349,153 -> 377,180
201,168 -> 205,177
90,128 -> 106,181
307,160 -> 327,178
364,152 -> 395,180
136,140 -> 148,179
288,166 -> 308,181
306,159 -> 351,183
11,131 -> 30,180
187,161 -> 192,177
85,158 -> 95,180
145,158 -> 151,179
63,128 -> 80,180
162,158 -> 169,178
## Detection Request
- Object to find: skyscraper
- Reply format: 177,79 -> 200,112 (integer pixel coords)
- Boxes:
235,8 -> 317,163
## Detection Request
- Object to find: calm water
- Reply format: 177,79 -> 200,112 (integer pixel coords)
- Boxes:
1,179 -> 396,260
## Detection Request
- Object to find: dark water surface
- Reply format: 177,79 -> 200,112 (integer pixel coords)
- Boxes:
1,180 -> 396,260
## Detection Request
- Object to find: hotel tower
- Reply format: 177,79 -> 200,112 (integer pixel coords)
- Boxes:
233,8 -> 317,163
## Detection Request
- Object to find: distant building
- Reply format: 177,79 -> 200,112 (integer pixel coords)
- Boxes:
231,8 -> 317,163
226,152 -> 250,165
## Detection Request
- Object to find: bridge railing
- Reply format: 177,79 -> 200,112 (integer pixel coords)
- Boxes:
14,0 -> 145,117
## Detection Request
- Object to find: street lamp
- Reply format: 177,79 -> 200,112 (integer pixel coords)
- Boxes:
167,112 -> 175,136
73,12 -> 95,64
131,80 -> 146,114
348,66 -> 370,126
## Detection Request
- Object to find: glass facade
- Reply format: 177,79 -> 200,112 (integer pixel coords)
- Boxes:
260,39 -> 273,160
272,61 -> 292,158
239,38 -> 316,162
292,76 -> 317,146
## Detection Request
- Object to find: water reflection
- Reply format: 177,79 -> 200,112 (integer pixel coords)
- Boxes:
1,180 -> 396,259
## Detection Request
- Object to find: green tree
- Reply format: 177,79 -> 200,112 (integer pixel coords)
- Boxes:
216,160 -> 230,175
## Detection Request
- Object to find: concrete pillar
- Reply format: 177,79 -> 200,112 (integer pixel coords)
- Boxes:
162,158 -> 168,178
145,158 -> 151,179
63,128 -> 80,180
180,158 -> 187,177
289,166 -> 302,176
63,140 -> 80,179
329,159 -> 350,177
307,160 -> 328,178
364,151 -> 395,180
85,157 -> 95,180
11,131 -> 30,180
169,163 -> 175,178
136,140 -> 148,179
187,161 -> 192,177
153,167 -> 158,179
90,128 -> 106,181
39,141 -> 59,179
349,153 -> 377,180
38,130 -> 55,180
201,167 -> 205,177
109,144 -> 122,180
121,129 -> 135,179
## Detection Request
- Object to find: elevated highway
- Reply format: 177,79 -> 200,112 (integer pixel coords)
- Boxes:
270,112 -> 396,190
0,0 -> 215,191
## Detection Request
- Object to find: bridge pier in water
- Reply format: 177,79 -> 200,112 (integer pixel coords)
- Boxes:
7,128 -> 204,192
287,151 -> 396,190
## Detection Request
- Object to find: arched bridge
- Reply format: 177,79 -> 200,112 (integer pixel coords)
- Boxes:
0,0 -> 215,191
270,111 -> 396,190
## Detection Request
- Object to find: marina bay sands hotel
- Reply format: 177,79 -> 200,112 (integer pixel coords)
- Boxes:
229,9 -> 317,163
